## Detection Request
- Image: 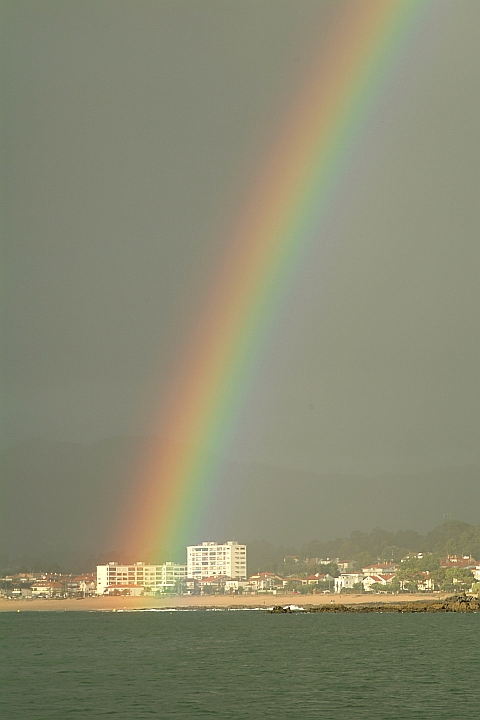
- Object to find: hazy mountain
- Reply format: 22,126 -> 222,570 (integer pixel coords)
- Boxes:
209,462 -> 480,546
1,436 -> 479,570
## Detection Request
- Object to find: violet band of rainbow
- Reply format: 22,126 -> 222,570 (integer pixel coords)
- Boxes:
123,0 -> 434,561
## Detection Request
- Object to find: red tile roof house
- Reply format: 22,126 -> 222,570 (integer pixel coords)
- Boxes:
74,574 -> 97,594
306,573 -> 334,585
248,573 -> 284,592
198,576 -> 229,594
283,576 -> 332,592
439,555 -> 479,570
362,574 -> 396,592
64,575 -> 97,596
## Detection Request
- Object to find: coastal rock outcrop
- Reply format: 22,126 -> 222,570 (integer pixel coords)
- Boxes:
268,595 -> 480,614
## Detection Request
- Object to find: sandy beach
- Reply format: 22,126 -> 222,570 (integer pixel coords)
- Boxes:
0,592 -> 448,612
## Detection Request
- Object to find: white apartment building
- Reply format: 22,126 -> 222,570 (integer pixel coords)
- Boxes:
96,562 -> 187,595
187,541 -> 247,580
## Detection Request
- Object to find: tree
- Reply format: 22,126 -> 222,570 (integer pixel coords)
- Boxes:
173,579 -> 184,595
430,567 -> 446,589
444,568 -> 474,591
395,568 -> 424,592
285,580 -> 303,592
297,585 -> 313,595
399,554 -> 439,573
389,579 -> 401,594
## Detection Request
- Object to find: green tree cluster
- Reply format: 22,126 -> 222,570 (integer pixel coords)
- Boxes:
395,554 -> 474,592
248,521 -> 480,578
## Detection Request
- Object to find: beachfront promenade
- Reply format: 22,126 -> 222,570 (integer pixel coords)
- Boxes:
0,592 -> 453,612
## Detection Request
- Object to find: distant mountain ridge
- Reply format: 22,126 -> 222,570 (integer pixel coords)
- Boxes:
1,436 -> 479,570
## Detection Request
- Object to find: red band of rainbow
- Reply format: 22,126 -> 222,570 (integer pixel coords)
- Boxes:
122,0 -> 433,562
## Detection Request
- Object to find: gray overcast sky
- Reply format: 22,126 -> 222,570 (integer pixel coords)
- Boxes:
1,0 -> 479,477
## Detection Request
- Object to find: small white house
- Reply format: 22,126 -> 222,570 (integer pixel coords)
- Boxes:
334,573 -> 364,592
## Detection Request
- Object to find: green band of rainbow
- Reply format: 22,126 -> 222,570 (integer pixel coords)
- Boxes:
124,0 -> 433,561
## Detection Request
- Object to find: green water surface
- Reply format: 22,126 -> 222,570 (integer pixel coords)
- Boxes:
1,610 -> 479,718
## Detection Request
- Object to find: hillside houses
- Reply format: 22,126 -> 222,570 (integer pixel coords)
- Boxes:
439,555 -> 478,570
2,539 -> 479,600
0,572 -> 97,599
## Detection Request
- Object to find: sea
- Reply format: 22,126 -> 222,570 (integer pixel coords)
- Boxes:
1,608 -> 479,719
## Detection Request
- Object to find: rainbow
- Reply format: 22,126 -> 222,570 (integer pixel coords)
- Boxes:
124,0 -> 433,561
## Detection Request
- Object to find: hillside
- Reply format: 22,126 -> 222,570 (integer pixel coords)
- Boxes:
1,436 -> 479,571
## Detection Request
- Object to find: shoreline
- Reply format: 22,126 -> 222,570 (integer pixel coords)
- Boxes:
0,592 -> 461,613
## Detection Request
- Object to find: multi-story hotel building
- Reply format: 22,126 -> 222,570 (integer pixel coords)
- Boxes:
96,562 -> 187,595
187,541 -> 247,580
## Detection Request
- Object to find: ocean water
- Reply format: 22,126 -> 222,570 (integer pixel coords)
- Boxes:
0,609 -> 479,719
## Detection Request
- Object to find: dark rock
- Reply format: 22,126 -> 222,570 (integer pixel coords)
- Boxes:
268,597 -> 480,614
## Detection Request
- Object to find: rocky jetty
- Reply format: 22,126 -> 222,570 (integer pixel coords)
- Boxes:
268,595 -> 479,614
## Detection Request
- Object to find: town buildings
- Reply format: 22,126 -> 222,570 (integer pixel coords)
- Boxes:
187,541 -> 247,580
0,572 -> 97,599
94,541 -> 247,596
3,544 -> 479,600
248,572 -> 284,592
439,555 -> 478,570
96,562 -> 187,595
